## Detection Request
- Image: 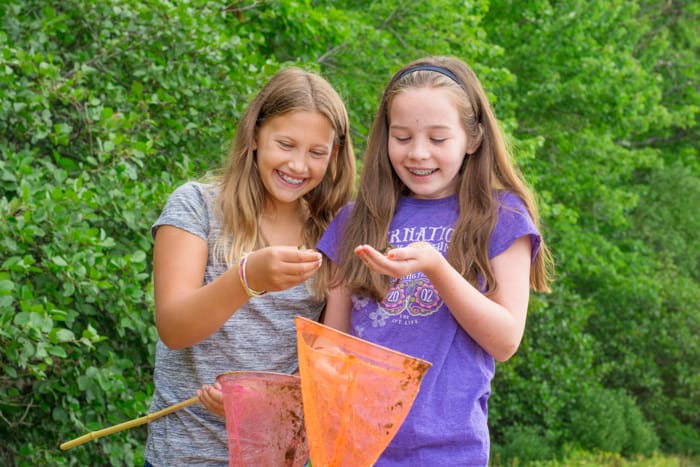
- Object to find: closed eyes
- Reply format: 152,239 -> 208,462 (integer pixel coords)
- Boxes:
277,140 -> 330,157
393,136 -> 447,144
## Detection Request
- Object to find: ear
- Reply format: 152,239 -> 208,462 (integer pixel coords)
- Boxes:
466,124 -> 483,155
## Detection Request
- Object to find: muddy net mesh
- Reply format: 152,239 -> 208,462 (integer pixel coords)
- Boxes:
295,316 -> 431,467
217,371 -> 309,466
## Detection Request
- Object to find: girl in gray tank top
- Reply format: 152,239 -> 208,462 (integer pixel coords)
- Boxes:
145,66 -> 355,466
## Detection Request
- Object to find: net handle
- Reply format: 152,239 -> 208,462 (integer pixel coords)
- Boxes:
59,396 -> 200,450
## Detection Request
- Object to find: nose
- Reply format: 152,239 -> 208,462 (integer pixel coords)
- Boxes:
286,150 -> 307,173
408,140 -> 430,160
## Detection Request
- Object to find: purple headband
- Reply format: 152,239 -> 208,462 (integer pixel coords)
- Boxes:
395,64 -> 464,88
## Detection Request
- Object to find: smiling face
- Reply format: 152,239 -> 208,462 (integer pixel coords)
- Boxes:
388,87 -> 470,199
254,110 -> 337,210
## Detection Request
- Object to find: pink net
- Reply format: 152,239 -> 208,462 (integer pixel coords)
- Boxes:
216,371 -> 308,467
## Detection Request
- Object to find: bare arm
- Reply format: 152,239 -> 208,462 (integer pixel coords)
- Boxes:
322,285 -> 352,333
354,236 -> 532,361
153,225 -> 323,349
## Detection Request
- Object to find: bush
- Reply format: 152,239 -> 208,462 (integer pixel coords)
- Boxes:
657,414 -> 700,457
566,386 -> 658,457
0,0 -> 265,463
492,424 -> 555,465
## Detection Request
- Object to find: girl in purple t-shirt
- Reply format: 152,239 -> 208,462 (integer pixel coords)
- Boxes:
317,56 -> 553,466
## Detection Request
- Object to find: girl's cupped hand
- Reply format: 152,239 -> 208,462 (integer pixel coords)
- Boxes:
354,242 -> 441,279
244,246 -> 323,292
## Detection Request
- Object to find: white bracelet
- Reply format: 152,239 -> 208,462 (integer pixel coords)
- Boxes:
238,252 -> 267,298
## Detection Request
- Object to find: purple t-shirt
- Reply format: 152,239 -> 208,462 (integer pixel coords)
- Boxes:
317,192 -> 541,466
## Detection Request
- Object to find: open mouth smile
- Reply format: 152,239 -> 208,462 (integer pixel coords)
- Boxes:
276,170 -> 305,186
408,168 -> 438,176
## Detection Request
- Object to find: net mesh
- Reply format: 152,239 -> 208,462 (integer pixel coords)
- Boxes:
295,316 -> 431,467
217,371 -> 309,467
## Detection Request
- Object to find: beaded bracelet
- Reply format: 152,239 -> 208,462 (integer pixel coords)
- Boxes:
238,252 -> 267,298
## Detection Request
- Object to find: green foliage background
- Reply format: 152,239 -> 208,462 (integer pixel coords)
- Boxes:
1,1 -> 698,465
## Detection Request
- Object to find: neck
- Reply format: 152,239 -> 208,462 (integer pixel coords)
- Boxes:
262,199 -> 304,222
260,200 -> 306,247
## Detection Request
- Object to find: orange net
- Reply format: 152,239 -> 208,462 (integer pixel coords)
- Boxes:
217,371 -> 309,467
295,316 -> 431,467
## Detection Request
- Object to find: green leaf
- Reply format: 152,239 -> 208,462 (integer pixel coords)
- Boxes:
49,328 -> 75,343
48,345 -> 68,358
0,279 -> 15,293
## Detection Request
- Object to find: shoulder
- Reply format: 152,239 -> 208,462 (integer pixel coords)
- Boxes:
153,181 -> 220,240
494,191 -> 533,229
329,201 -> 355,229
497,191 -> 527,213
168,181 -> 219,204
317,202 -> 354,260
490,191 -> 541,260
160,181 -> 221,218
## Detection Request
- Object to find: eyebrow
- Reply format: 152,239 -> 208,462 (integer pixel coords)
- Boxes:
389,123 -> 454,131
274,134 -> 334,146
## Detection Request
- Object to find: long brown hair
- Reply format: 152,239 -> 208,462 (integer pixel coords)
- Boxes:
337,56 -> 552,300
213,67 -> 356,299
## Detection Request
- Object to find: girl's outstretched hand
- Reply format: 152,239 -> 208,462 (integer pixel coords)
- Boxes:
244,246 -> 323,293
197,382 -> 225,417
354,242 -> 443,278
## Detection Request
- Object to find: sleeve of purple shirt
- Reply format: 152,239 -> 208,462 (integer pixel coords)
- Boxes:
317,203 -> 352,263
489,191 -> 541,263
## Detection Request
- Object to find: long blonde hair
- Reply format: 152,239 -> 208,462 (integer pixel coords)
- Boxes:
337,57 -> 552,300
214,67 -> 355,298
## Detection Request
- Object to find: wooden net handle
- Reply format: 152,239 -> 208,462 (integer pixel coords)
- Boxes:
59,396 -> 200,450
